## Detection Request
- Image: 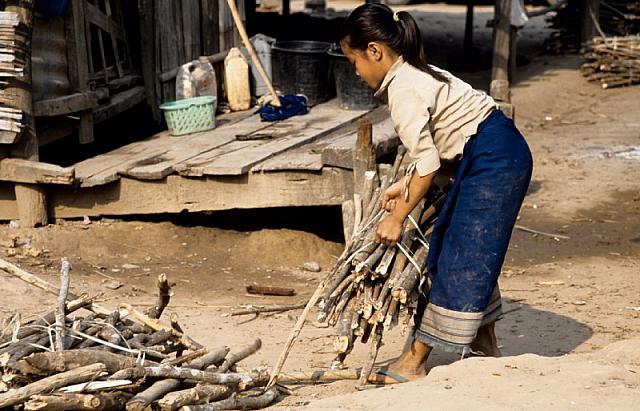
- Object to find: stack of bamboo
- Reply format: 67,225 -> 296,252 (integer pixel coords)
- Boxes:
581,35 -> 640,88
0,11 -> 23,134
317,147 -> 447,385
0,270 -> 277,411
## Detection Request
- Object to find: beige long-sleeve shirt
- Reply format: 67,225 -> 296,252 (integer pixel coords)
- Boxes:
375,56 -> 497,177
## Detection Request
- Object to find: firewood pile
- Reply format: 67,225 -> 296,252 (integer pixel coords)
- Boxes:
316,147 -> 448,386
0,266 -> 277,411
581,35 -> 640,88
545,0 -> 640,53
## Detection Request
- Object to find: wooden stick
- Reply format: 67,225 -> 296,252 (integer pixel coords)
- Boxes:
158,384 -> 234,411
0,294 -> 93,344
182,387 -> 278,411
55,258 -> 71,351
216,338 -> 261,373
230,302 -> 306,316
245,285 -> 295,297
224,0 -> 280,107
277,369 -> 360,383
0,257 -> 111,316
147,273 -> 172,320
514,224 -> 570,240
17,349 -> 155,376
24,392 -> 131,411
118,303 -> 202,350
0,363 -> 107,408
111,366 -> 267,389
125,347 -> 229,411
357,325 -> 383,386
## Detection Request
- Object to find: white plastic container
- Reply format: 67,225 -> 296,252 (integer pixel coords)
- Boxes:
250,34 -> 275,97
176,57 -> 218,112
224,48 -> 251,111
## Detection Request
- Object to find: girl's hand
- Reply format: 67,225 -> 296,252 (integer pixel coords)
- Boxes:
382,180 -> 403,211
375,214 -> 403,246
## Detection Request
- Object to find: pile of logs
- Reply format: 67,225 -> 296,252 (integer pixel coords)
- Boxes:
317,145 -> 447,386
581,35 -> 640,88
545,1 -> 640,53
0,265 -> 277,410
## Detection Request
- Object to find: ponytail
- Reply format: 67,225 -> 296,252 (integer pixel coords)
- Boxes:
339,4 -> 449,84
395,11 -> 449,83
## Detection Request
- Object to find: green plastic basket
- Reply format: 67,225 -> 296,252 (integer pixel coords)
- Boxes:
160,96 -> 216,136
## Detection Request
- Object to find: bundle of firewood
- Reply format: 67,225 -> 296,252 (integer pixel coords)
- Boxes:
581,35 -> 640,88
0,268 -> 277,410
316,147 -> 447,385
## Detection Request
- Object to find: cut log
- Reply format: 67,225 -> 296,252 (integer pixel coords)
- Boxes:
110,366 -> 268,390
17,349 -> 154,376
182,387 -> 278,411
158,384 -> 234,411
216,338 -> 261,373
55,258 -> 71,352
24,392 -> 131,411
0,363 -> 107,408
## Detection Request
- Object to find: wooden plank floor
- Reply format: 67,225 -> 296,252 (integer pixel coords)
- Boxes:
0,99 -> 400,220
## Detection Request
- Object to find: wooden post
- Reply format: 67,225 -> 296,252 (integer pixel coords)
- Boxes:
66,0 -> 94,144
352,118 -> 375,196
509,26 -> 518,83
6,0 -> 47,227
490,0 -> 514,119
463,0 -> 474,51
581,0 -> 600,44
139,0 -> 161,122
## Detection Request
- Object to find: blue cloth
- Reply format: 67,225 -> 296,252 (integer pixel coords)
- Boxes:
256,94 -> 308,121
414,109 -> 533,353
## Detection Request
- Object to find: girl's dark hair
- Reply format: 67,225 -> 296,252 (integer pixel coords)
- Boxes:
339,3 -> 449,84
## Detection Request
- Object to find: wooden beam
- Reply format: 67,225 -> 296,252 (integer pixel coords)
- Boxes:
0,158 -> 75,185
43,169 -> 354,219
93,86 -> 145,123
33,92 -> 98,117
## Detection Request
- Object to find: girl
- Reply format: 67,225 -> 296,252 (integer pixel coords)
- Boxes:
340,4 -> 533,384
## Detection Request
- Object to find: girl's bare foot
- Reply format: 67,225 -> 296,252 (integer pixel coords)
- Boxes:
470,322 -> 502,357
368,339 -> 432,384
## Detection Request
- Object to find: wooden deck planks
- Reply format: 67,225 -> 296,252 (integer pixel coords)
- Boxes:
192,103 -> 368,176
123,115 -> 264,180
73,132 -> 176,187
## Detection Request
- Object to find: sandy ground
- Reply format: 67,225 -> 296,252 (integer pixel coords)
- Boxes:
2,3 -> 640,410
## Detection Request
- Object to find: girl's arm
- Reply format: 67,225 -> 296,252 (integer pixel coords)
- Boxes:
375,169 -> 436,246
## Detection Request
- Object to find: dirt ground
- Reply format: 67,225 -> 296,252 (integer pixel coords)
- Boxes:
2,3 -> 640,410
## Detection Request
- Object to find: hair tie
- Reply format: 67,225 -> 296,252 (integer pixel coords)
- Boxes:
393,11 -> 400,22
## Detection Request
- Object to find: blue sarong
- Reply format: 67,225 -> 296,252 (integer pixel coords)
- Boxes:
414,109 -> 533,354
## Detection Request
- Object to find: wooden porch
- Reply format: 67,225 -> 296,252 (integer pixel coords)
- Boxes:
0,99 -> 399,220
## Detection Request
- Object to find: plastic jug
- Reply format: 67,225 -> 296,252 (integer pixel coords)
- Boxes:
176,57 -> 217,109
249,34 -> 275,97
224,48 -> 251,111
